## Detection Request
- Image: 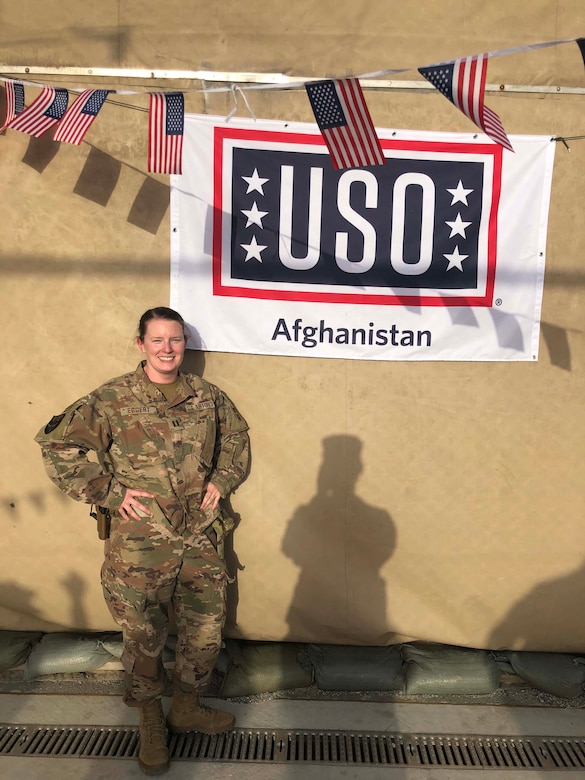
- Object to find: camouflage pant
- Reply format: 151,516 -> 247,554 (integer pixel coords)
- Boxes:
101,512 -> 227,707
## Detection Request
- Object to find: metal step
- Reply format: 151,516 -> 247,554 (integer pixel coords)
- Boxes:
2,724 -> 585,770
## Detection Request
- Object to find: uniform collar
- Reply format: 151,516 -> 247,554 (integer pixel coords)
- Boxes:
130,361 -> 203,405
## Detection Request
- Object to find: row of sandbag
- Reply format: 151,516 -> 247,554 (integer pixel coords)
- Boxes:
0,630 -> 134,676
2,630 -> 585,700
219,640 -> 585,699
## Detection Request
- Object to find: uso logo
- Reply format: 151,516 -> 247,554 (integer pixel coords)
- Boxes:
212,128 -> 502,307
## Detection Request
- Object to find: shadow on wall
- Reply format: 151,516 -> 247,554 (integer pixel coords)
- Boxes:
1,484 -> 69,521
181,348 -> 206,377
282,435 -> 397,644
0,569 -> 97,631
540,321 -> 573,372
488,557 -> 585,651
0,581 -> 44,624
60,570 -> 90,630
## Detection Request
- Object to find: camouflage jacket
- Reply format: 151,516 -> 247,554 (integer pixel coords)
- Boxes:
34,362 -> 250,533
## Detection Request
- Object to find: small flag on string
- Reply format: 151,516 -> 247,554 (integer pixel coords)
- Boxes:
305,77 -> 385,170
53,88 -> 110,145
148,92 -> 184,175
9,86 -> 69,137
0,80 -> 25,131
419,54 -> 513,152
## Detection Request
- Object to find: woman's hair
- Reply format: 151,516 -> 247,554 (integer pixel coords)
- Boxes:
137,307 -> 186,341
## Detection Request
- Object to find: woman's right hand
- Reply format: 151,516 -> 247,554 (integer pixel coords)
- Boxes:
118,488 -> 154,520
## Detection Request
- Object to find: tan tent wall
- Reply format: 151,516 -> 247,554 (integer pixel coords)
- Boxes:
2,1 -> 585,652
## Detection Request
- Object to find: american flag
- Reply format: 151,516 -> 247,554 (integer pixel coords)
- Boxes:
148,92 -> 184,175
0,80 -> 25,131
305,78 -> 385,170
419,55 -> 513,152
53,89 -> 110,145
9,86 -> 69,137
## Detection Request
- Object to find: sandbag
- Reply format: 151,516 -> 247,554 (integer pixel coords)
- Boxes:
220,641 -> 312,697
99,632 -> 175,664
402,642 -> 501,695
0,631 -> 43,671
490,651 -> 515,676
25,633 -> 114,678
302,643 -> 404,691
96,632 -> 124,659
504,651 -> 585,699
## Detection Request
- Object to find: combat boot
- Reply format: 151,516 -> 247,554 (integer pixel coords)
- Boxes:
138,698 -> 169,775
167,691 -> 235,734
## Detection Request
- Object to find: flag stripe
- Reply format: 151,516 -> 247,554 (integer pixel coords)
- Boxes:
471,55 -> 487,127
344,79 -> 378,163
336,80 -> 370,166
151,94 -> 162,172
332,124 -> 361,168
328,127 -> 351,169
1,81 -> 15,131
336,78 -> 385,166
338,124 -> 362,167
340,124 -> 362,167
351,80 -> 386,165
482,106 -> 514,151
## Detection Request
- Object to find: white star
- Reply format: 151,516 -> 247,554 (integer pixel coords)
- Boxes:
241,201 -> 268,228
444,245 -> 469,271
240,235 -> 267,262
242,168 -> 269,195
445,212 -> 472,238
447,180 -> 473,206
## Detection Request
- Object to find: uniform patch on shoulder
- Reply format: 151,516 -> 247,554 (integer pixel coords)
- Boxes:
44,414 -> 65,434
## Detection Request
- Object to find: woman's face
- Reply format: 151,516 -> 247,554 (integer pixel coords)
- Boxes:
137,318 -> 186,383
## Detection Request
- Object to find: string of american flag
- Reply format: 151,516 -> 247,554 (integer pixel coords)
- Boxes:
1,36 -> 585,175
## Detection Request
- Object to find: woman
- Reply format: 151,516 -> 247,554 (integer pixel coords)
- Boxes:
35,306 -> 250,776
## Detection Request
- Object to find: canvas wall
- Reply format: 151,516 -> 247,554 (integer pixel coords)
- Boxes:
1,0 -> 585,651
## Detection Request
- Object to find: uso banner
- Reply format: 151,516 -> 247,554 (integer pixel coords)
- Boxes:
170,115 -> 555,361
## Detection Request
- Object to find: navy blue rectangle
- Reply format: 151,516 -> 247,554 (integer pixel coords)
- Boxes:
230,147 -> 485,291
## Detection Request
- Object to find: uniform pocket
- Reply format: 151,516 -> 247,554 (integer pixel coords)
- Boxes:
182,409 -> 216,468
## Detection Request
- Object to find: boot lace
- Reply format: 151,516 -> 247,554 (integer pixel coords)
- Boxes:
142,702 -> 167,742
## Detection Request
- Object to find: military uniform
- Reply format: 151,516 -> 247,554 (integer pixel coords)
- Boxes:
35,361 -> 249,705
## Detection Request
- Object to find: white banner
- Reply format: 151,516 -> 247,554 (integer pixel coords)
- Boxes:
170,115 -> 555,361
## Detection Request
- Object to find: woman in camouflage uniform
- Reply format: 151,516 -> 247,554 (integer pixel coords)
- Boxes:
35,306 -> 250,775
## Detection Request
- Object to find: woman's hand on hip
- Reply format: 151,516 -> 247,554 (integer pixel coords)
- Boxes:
201,482 -> 221,511
118,488 -> 154,520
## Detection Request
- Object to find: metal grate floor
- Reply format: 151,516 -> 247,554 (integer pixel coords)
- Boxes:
2,724 -> 585,770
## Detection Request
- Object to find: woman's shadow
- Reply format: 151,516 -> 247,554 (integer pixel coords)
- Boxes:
282,435 -> 397,644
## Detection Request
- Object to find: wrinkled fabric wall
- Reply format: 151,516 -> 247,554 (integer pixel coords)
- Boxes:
2,1 -> 585,651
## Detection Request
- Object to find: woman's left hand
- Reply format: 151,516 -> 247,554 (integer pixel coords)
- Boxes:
201,481 -> 221,511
